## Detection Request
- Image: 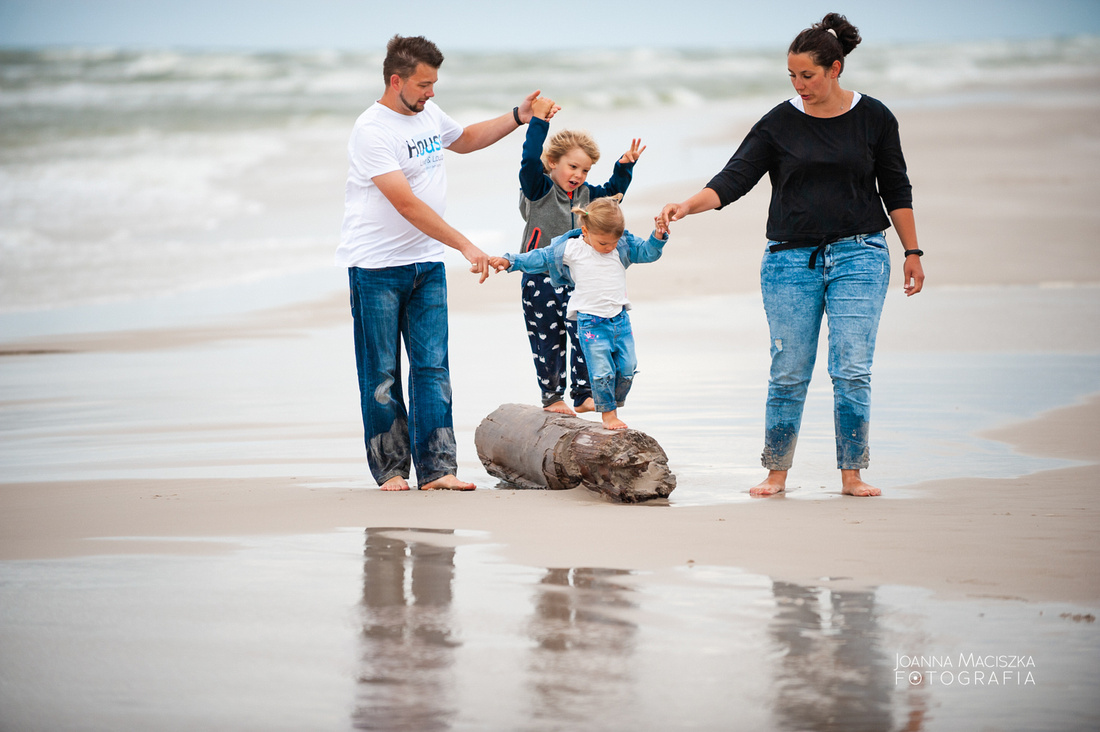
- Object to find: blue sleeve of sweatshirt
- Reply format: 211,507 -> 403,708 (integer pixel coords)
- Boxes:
585,159 -> 635,200
519,117 -> 554,201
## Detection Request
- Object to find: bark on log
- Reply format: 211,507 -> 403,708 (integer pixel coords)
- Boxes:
474,403 -> 676,503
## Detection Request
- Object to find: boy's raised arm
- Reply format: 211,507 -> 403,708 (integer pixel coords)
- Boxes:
618,138 -> 646,164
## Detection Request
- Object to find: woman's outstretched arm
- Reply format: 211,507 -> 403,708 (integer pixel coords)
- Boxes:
655,188 -> 722,236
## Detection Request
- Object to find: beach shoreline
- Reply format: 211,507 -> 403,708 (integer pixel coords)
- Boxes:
2,391 -> 1097,604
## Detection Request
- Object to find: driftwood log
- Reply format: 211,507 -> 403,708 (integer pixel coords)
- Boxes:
474,403 -> 676,503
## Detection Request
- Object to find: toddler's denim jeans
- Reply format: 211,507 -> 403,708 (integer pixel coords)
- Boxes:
576,310 -> 637,413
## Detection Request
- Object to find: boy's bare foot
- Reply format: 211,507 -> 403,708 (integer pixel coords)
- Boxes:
575,398 -> 596,414
380,476 -> 410,491
750,470 -> 787,497
601,411 -> 628,430
544,401 -> 575,416
420,475 -> 476,491
841,469 -> 881,496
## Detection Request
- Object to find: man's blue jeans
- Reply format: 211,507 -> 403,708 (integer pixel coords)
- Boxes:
348,262 -> 457,486
759,233 -> 890,470
576,310 -> 637,413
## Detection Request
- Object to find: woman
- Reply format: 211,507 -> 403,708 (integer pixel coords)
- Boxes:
655,13 -> 925,497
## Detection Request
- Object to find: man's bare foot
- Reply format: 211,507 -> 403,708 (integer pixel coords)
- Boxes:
420,474 -> 476,491
750,470 -> 787,497
601,410 -> 628,430
380,476 -> 410,491
575,398 -> 596,414
544,400 -> 575,416
841,469 -> 881,496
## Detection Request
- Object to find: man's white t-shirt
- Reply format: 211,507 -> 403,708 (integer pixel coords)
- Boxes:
336,100 -> 464,268
562,237 -> 631,320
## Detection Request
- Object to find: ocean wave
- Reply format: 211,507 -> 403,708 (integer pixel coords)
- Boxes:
3,36 -> 1097,115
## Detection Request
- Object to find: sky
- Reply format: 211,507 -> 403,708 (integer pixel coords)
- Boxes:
1,0 -> 1098,52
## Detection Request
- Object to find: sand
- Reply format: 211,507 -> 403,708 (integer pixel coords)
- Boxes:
2,84 -> 1099,615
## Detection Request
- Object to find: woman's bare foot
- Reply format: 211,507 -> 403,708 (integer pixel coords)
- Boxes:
841,469 -> 881,496
544,400 -> 575,416
380,476 -> 410,491
575,398 -> 596,414
420,474 -> 476,491
601,410 -> 628,430
750,470 -> 787,497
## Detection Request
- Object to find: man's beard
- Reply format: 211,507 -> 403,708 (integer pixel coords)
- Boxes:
399,91 -> 425,114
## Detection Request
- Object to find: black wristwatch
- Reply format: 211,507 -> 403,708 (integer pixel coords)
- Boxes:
903,249 -> 924,257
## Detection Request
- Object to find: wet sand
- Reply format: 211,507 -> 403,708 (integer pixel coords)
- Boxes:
2,373 -> 1097,602
2,84 -> 1100,728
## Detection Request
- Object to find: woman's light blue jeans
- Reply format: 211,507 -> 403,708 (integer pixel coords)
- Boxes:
759,233 -> 890,470
576,310 -> 637,413
348,262 -> 457,487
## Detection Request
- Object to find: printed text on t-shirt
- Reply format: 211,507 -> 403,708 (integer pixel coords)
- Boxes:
407,134 -> 443,158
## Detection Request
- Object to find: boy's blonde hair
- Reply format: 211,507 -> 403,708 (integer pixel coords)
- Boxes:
572,194 -> 625,238
543,129 -> 601,171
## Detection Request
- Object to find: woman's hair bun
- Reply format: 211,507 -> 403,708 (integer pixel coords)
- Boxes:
818,12 -> 861,56
789,12 -> 862,73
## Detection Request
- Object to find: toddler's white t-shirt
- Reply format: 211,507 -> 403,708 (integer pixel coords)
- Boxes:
562,237 -> 631,320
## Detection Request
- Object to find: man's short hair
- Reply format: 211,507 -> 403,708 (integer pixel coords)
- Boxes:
382,35 -> 444,83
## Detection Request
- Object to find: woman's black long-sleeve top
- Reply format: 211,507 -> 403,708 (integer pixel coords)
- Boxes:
706,95 -> 913,245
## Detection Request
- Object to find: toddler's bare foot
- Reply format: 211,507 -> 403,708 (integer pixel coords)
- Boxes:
601,411 -> 628,430
750,470 -> 787,497
575,397 -> 596,414
380,476 -> 410,491
841,469 -> 881,496
420,474 -> 476,491
544,401 -> 575,416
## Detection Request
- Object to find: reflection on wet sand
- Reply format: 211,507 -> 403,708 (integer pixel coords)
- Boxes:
353,528 -> 458,732
352,529 -> 645,731
339,528 -> 1094,731
527,568 -> 637,727
768,581 -> 894,732
349,530 -> 900,731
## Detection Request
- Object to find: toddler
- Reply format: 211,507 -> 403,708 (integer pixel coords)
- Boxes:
490,195 -> 667,430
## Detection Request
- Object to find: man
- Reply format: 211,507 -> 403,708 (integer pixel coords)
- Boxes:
337,35 -> 553,492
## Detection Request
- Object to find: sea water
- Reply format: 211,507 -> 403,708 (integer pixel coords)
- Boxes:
2,36 -> 1100,313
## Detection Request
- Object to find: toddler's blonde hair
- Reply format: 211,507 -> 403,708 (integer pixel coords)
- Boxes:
543,129 -> 600,171
572,194 -> 625,238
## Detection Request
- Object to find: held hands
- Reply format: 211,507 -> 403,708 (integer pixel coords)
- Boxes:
519,90 -> 561,124
461,242 -> 491,284
463,250 -> 511,284
619,138 -> 646,164
531,96 -> 559,121
654,203 -> 682,237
